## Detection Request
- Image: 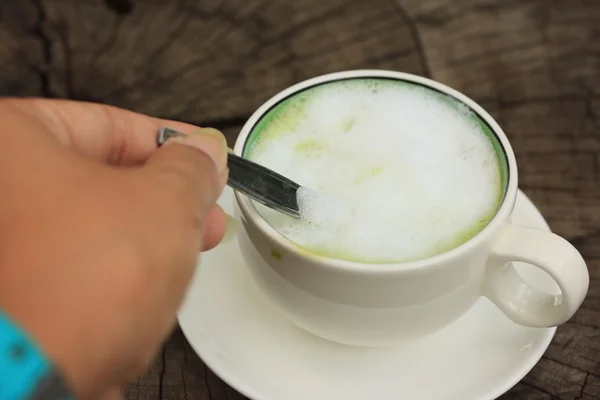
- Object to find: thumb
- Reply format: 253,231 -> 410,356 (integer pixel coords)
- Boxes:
143,128 -> 228,212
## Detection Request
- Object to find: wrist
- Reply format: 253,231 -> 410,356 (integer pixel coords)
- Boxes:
0,309 -> 74,399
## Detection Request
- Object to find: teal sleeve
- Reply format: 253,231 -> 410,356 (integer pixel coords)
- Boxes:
0,310 -> 74,400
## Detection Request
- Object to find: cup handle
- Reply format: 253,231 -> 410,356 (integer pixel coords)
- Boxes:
484,223 -> 589,327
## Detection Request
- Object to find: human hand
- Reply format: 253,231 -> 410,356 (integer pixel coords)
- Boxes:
0,98 -> 229,399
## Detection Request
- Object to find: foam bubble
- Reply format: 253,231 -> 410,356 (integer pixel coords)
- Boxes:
248,79 -> 503,264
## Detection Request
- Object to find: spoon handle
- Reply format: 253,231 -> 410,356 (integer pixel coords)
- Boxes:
156,127 -> 301,218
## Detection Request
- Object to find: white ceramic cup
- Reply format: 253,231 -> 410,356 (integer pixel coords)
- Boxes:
231,70 -> 590,347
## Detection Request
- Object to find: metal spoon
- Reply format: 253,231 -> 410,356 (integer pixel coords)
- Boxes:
156,127 -> 301,218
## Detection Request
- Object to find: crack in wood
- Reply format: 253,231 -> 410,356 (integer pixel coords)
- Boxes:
519,380 -> 561,399
389,0 -> 432,78
583,87 -> 600,132
543,355 -> 600,379
533,0 -> 552,42
104,0 -> 134,16
203,362 -> 213,400
55,21 -> 74,98
31,0 -> 54,97
577,372 -> 591,400
560,334 -> 577,353
133,379 -> 140,400
158,347 -> 166,400
179,331 -> 189,400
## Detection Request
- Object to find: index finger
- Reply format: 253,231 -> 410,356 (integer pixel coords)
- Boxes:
5,97 -> 203,165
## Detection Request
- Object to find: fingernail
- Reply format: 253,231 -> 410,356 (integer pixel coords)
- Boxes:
171,128 -> 228,173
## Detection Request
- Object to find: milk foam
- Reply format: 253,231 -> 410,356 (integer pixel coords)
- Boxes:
248,79 -> 503,263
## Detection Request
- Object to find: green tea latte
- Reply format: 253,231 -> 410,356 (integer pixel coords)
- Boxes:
244,78 -> 506,263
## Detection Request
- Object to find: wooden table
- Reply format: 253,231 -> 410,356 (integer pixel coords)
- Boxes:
0,0 -> 598,398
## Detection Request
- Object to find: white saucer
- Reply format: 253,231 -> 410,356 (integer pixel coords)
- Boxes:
178,188 -> 557,400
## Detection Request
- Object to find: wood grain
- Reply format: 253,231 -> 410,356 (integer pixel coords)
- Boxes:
0,0 -> 598,399
34,0 -> 427,125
